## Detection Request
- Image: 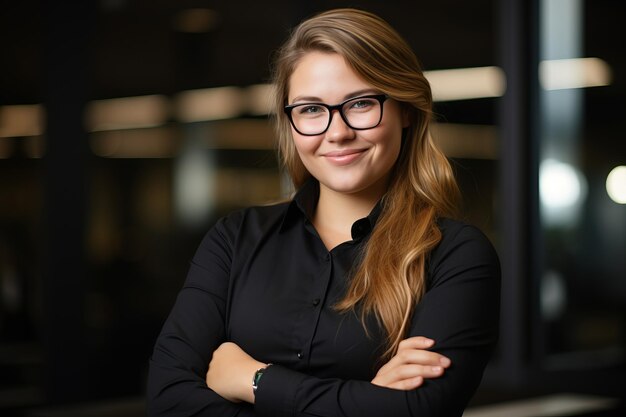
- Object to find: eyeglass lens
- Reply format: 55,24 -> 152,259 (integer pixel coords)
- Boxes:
290,96 -> 383,135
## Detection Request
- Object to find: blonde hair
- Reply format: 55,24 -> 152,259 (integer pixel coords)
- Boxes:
271,8 -> 460,361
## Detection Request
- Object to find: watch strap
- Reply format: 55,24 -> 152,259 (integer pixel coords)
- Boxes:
252,364 -> 272,396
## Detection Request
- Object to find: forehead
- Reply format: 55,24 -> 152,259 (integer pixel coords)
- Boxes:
288,51 -> 372,102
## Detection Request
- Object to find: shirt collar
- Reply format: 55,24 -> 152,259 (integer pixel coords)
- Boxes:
279,179 -> 318,231
280,179 -> 384,241
351,199 -> 382,240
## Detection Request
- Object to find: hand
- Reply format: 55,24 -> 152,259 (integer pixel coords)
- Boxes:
206,342 -> 266,404
371,336 -> 451,390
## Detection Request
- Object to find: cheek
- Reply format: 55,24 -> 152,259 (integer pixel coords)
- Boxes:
377,129 -> 403,168
365,126 -> 403,155
292,135 -> 318,157
384,138 -> 402,168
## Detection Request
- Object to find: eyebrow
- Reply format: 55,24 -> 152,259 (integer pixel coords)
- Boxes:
290,88 -> 380,104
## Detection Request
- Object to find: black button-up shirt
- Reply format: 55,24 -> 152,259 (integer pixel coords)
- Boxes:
147,180 -> 500,417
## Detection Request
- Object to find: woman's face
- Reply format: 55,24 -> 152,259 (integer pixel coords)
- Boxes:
287,51 -> 407,198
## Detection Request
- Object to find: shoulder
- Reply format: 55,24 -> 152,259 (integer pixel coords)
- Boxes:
434,218 -> 498,258
427,218 -> 501,287
436,218 -> 495,249
218,201 -> 291,229
187,202 -> 292,287
200,201 -> 292,249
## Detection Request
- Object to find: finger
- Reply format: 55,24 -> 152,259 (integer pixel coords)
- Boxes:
374,363 -> 446,388
396,364 -> 446,379
398,336 -> 435,351
388,376 -> 424,390
375,349 -> 451,378
419,365 -> 446,378
396,349 -> 452,368
374,375 -> 424,391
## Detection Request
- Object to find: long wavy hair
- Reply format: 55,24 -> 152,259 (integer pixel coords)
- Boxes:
271,8 -> 460,361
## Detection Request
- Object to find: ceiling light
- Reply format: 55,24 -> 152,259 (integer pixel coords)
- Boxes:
606,166 -> 626,204
175,87 -> 245,122
85,95 -> 169,131
0,104 -> 45,138
539,57 -> 612,90
246,84 -> 274,115
426,66 -> 506,102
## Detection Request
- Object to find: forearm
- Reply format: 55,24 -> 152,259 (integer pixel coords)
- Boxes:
204,342 -> 267,405
253,225 -> 500,417
147,345 -> 257,417
207,338 -> 464,417
253,362 -> 481,417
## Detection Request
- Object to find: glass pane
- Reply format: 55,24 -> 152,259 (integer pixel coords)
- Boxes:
538,0 -> 626,366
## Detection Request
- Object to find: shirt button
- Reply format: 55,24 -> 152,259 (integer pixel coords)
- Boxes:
312,298 -> 320,306
297,352 -> 303,359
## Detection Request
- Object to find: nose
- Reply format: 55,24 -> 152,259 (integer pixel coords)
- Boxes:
325,109 -> 355,142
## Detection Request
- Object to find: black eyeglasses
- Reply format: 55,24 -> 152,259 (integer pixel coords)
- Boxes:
284,94 -> 388,136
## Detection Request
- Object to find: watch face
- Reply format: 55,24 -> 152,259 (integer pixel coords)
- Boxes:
253,364 -> 271,394
253,367 -> 265,393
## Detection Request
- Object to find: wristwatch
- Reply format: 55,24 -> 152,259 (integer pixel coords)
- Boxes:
252,364 -> 271,396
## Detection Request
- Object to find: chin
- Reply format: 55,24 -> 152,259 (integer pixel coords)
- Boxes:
322,179 -> 372,195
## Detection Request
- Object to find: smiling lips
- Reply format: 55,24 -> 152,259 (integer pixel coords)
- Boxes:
322,148 -> 368,165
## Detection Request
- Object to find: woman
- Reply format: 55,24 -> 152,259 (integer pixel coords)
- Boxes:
148,8 -> 500,417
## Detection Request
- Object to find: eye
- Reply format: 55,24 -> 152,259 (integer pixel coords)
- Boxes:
348,98 -> 376,110
297,104 -> 326,115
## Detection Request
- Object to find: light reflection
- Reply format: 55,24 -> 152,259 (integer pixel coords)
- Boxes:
430,123 -> 498,160
539,158 -> 588,227
174,87 -> 245,122
86,95 -> 169,132
606,166 -> 626,204
0,58 -> 614,143
90,128 -> 177,158
0,104 -> 45,138
539,57 -> 612,90
425,66 -> 506,101
245,84 -> 273,115
541,270 -> 567,321
174,126 -> 215,227
539,0 -> 586,230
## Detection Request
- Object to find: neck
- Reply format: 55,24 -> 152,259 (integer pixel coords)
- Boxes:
312,179 -> 387,249
317,186 -> 380,224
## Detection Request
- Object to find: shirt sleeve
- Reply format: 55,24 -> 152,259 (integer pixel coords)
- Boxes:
146,215 -> 257,417
254,222 -> 501,417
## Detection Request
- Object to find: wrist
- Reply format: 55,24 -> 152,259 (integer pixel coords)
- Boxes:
240,360 -> 267,404
250,363 -> 272,402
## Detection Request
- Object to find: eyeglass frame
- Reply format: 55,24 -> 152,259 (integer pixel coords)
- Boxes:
283,94 -> 389,136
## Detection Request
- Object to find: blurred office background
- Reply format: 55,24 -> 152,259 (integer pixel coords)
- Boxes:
0,0 -> 624,415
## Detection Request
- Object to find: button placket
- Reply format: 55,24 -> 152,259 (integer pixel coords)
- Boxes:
295,251 -> 332,367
